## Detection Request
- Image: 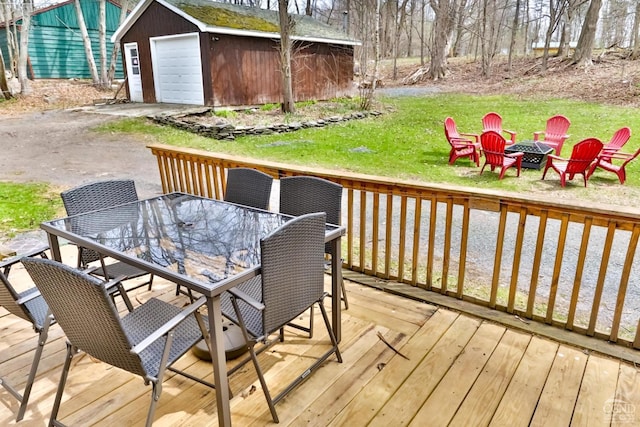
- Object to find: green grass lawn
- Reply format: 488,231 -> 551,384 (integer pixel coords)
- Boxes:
99,93 -> 640,192
5,93 -> 631,238
0,182 -> 62,238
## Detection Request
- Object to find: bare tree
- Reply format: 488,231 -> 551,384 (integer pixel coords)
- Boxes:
507,0 -> 521,70
74,0 -> 100,84
391,0 -> 410,79
278,0 -> 296,113
0,48 -> 12,99
98,0 -> 108,86
17,0 -> 33,95
108,0 -> 129,83
2,1 -> 17,76
360,0 -> 380,110
429,0 -> 458,80
633,0 -> 640,59
541,0 -> 567,71
572,0 -> 601,66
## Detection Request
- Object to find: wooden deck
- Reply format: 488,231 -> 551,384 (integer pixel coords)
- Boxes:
2,251 -> 640,426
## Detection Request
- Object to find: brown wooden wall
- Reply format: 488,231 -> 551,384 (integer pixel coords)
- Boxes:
292,42 -> 354,101
209,34 -> 282,106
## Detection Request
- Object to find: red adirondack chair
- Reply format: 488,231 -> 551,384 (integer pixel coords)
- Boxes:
542,138 -> 603,187
480,131 -> 524,179
588,147 -> 640,185
482,112 -> 516,145
444,117 -> 480,166
600,127 -> 631,163
533,115 -> 571,155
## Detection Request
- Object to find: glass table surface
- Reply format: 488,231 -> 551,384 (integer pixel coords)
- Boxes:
43,192 -> 342,295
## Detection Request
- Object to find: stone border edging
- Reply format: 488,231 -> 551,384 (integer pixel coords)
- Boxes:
151,109 -> 383,140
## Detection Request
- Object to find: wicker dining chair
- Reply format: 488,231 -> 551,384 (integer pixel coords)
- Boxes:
221,212 -> 342,423
0,245 -> 51,421
21,257 -> 213,427
279,175 -> 348,338
224,168 -> 273,210
60,179 -> 153,300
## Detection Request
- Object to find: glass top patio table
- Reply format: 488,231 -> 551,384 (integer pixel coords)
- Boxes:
40,192 -> 345,426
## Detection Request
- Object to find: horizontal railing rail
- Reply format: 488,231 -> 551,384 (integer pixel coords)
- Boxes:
149,144 -> 640,350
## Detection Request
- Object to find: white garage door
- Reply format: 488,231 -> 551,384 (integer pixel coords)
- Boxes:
151,33 -> 204,105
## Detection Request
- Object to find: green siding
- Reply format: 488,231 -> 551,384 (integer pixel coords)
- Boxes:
29,25 -> 123,79
1,0 -> 125,79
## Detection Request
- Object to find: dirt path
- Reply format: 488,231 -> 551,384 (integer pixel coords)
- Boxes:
0,109 -> 163,198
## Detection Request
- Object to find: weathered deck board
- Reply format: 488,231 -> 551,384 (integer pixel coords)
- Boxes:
1,252 -> 640,426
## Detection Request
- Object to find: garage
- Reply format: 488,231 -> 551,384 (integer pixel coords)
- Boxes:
150,33 -> 204,105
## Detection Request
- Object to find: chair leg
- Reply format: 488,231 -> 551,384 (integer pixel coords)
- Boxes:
230,297 -> 279,423
340,278 -> 349,310
16,315 -> 52,421
50,343 -> 76,427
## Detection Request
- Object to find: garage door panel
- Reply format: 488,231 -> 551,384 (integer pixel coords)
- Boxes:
152,34 -> 204,105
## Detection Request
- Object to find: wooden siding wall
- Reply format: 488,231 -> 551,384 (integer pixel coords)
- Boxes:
210,34 -> 282,106
292,42 -> 354,100
120,1 -> 203,103
210,35 -> 355,106
148,144 -> 640,353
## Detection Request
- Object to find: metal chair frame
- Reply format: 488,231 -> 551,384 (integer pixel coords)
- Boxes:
22,258 -> 214,427
279,175 -> 348,338
222,213 -> 342,423
61,179 -> 154,301
0,246 -> 51,421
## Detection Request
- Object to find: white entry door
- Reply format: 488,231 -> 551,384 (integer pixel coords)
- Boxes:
123,43 -> 143,103
150,33 -> 204,105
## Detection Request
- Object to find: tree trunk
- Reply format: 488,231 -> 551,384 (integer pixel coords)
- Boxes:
75,0 -> 100,84
99,0 -> 108,87
541,0 -> 566,71
451,0 -> 467,57
392,0 -> 410,80
572,0 -> 602,66
2,2 -> 16,75
17,0 -> 33,95
360,0 -> 380,110
0,48 -> 12,99
508,0 -> 521,70
108,0 -> 129,84
278,0 -> 295,113
420,0 -> 425,65
428,0 -> 457,80
632,1 -> 640,59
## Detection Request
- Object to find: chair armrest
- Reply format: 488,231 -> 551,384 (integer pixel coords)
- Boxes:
607,152 -> 633,160
228,287 -> 265,311
450,137 -> 475,145
547,154 -> 564,161
131,295 -> 207,355
459,132 -> 479,142
504,129 -> 517,138
102,275 -> 128,291
15,288 -> 42,305
506,152 -> 524,158
533,131 -> 543,141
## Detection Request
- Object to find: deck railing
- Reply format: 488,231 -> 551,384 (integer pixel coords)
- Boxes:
149,144 -> 640,350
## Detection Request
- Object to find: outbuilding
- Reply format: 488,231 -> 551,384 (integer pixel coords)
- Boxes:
0,0 -> 125,79
111,0 -> 359,106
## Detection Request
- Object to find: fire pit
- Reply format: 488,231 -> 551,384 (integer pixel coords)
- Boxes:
505,141 -> 553,170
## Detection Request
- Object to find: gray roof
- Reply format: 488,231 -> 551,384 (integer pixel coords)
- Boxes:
113,0 -> 359,45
